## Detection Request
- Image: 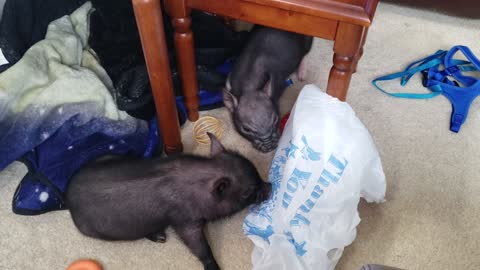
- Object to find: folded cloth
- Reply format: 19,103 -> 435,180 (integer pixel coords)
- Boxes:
0,2 -> 148,169
0,2 -> 159,215
0,2 -> 149,172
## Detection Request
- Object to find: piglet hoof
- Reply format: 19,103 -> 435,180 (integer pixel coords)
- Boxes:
204,261 -> 220,270
146,231 -> 167,243
297,68 -> 307,82
297,56 -> 308,81
297,70 -> 306,82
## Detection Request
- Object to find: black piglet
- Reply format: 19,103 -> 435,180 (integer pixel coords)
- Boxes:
66,133 -> 271,270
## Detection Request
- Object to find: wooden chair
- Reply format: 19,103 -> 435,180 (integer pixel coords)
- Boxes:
132,0 -> 379,154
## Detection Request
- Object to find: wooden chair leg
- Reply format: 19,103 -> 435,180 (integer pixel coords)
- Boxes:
352,28 -> 368,73
132,0 -> 183,154
326,22 -> 364,101
167,1 -> 200,121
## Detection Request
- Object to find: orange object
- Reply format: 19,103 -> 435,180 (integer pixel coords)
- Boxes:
66,260 -> 103,270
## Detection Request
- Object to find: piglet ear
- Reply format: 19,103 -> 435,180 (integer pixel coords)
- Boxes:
223,88 -> 238,112
263,77 -> 274,98
211,177 -> 230,200
207,132 -> 225,156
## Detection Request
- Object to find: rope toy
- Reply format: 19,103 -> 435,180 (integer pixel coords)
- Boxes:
193,116 -> 224,145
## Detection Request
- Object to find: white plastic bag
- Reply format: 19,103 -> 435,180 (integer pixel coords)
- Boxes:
243,84 -> 386,270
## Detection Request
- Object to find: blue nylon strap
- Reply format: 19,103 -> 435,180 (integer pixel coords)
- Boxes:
444,46 -> 480,86
372,46 -> 480,100
371,45 -> 480,133
459,64 -> 477,72
423,61 -> 475,88
399,50 -> 446,85
371,56 -> 443,99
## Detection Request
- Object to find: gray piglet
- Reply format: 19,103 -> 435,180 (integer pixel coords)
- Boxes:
66,133 -> 271,270
223,26 -> 313,153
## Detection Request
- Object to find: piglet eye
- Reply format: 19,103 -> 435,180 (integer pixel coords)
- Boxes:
214,177 -> 230,200
241,192 -> 252,200
241,187 -> 255,200
217,183 -> 226,195
243,126 -> 252,133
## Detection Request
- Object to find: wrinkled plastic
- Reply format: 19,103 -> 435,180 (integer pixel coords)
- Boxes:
244,84 -> 386,270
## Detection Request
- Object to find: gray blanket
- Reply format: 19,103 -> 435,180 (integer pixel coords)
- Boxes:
0,2 -> 148,170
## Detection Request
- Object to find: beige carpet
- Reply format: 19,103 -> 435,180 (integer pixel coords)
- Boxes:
1,3 -> 479,270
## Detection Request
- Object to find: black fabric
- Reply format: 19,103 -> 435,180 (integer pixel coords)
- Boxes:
0,0 -> 86,72
87,0 -> 156,120
190,11 -> 249,52
89,3 -> 251,117
0,0 -> 250,119
88,2 -> 250,120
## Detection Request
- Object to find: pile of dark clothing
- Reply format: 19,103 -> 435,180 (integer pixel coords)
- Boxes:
0,0 -> 249,120
0,0 -> 250,215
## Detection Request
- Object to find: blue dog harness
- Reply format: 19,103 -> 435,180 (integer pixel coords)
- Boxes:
372,45 -> 480,133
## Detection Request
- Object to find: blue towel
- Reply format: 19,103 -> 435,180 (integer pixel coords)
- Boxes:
12,117 -> 160,215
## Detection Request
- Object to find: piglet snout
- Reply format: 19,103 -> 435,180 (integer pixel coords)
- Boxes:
256,182 -> 272,203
